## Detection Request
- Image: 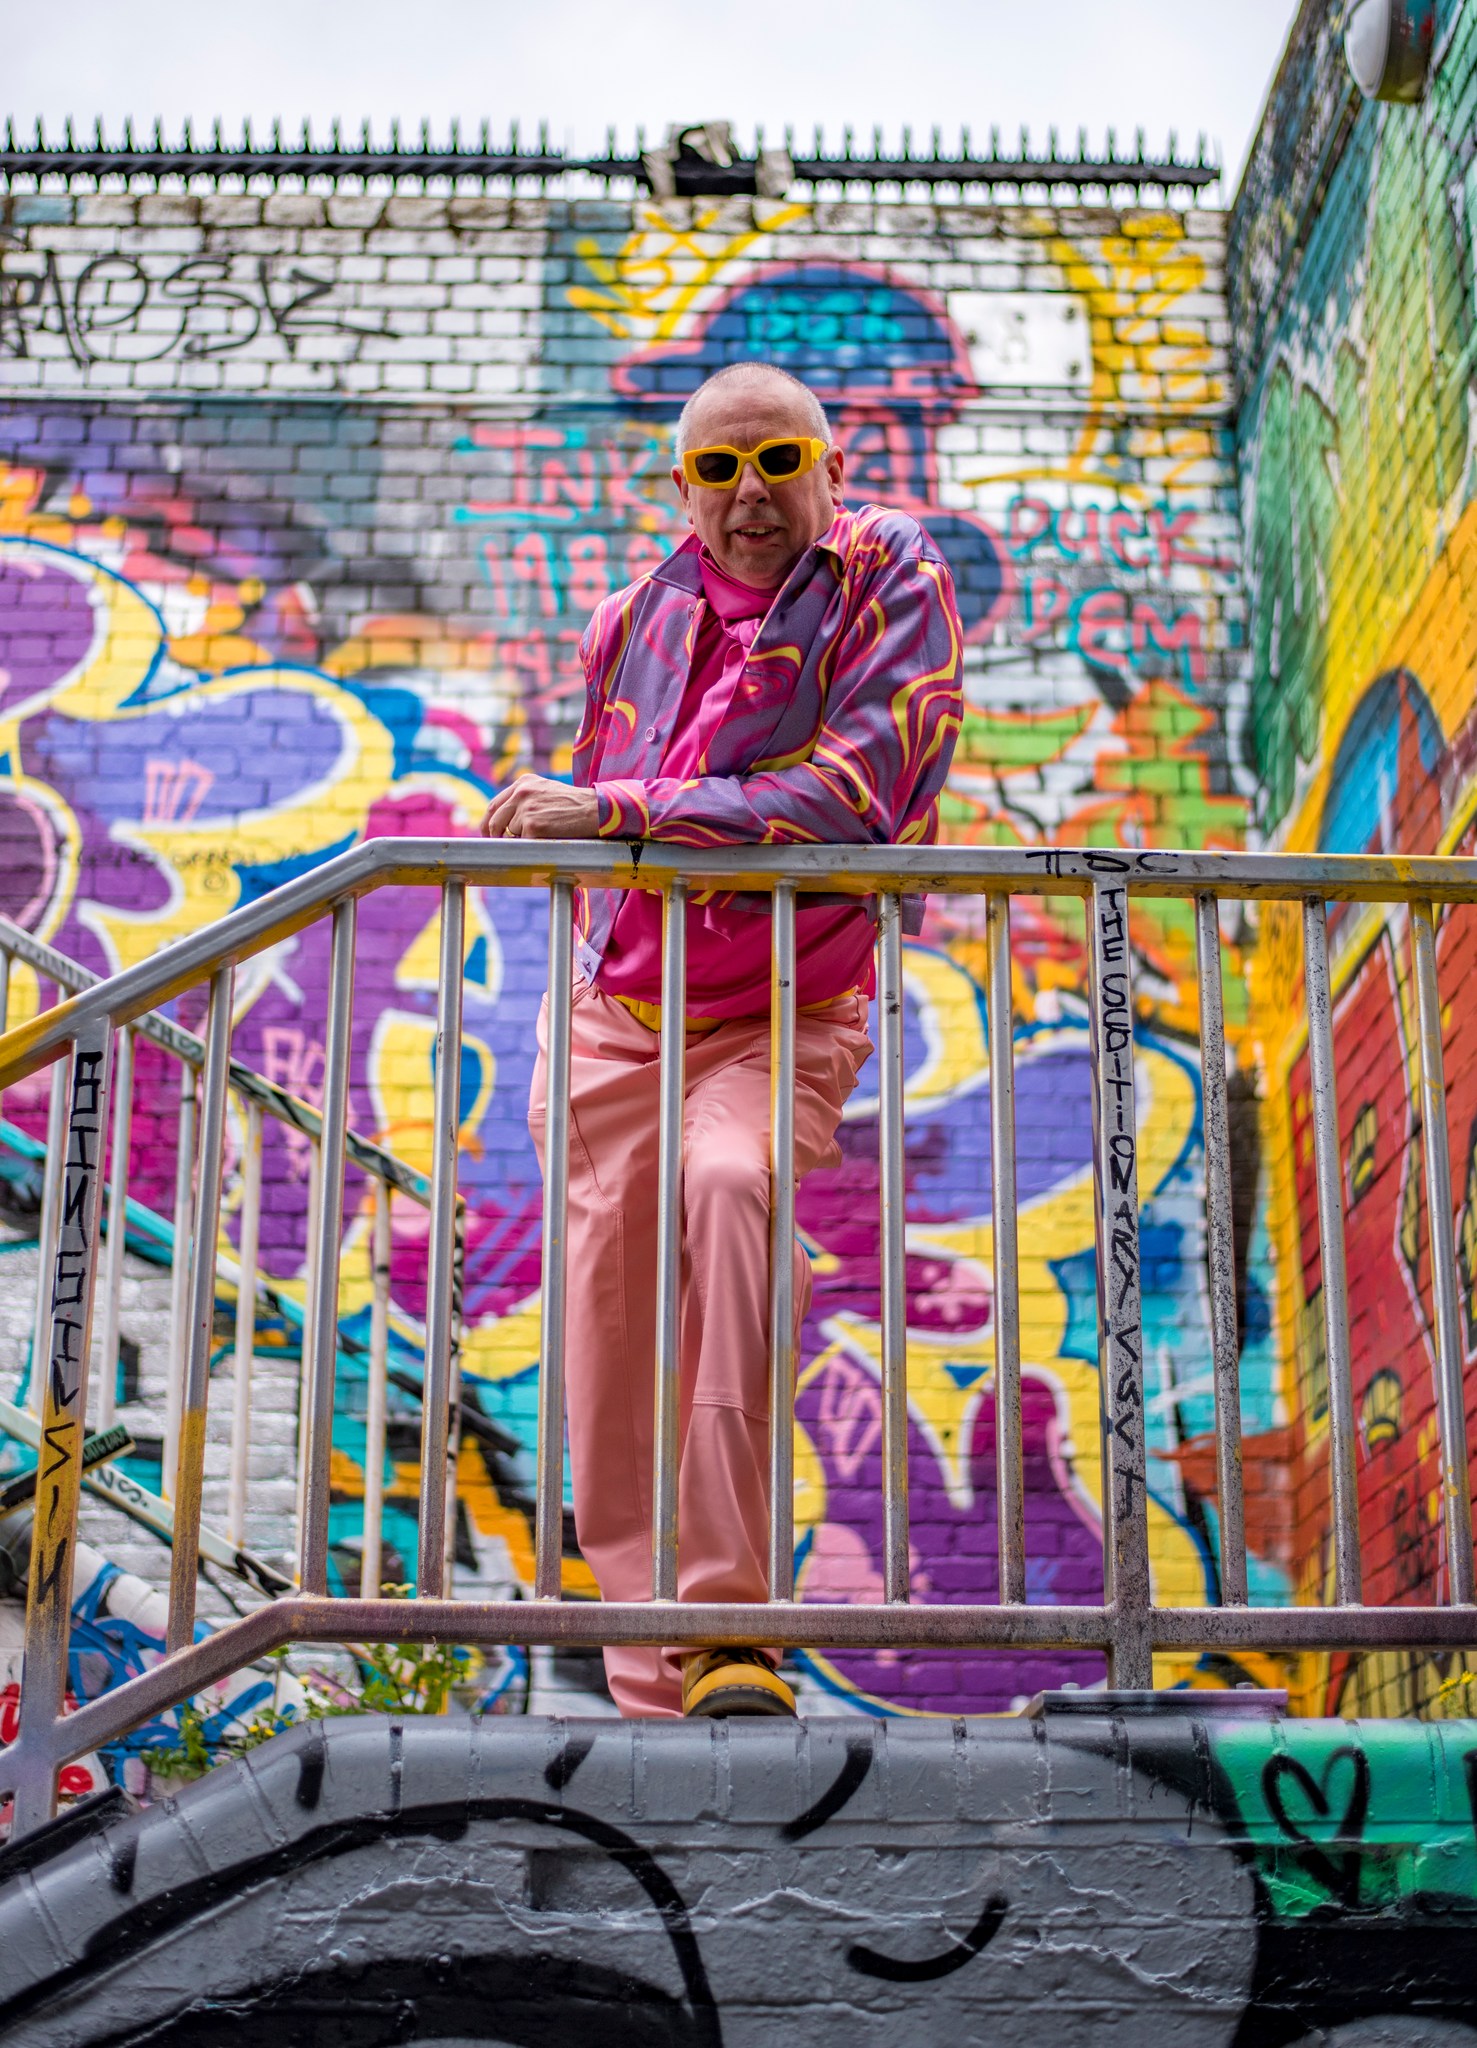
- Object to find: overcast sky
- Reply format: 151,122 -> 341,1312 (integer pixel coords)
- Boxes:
11,0 -> 1301,196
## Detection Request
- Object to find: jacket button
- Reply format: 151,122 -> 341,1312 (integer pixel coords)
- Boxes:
645,726 -> 657,742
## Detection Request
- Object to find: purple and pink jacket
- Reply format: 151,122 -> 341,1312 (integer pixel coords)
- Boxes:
571,502 -> 965,1000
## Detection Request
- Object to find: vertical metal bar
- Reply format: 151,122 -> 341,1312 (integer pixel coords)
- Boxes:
163,1064 -> 198,1497
1088,880 -> 1152,1688
768,882 -> 798,1602
417,881 -> 464,1599
651,881 -> 687,1602
1413,901 -> 1473,1603
29,1056 -> 68,1414
167,965 -> 234,1654
535,881 -> 573,1602
878,893 -> 911,1603
294,1136 -> 322,1578
987,894 -> 1025,1604
1303,896 -> 1361,1605
0,945 -> 10,1125
361,1175 -> 392,1600
11,1023 -> 111,1837
299,900 -> 356,1597
445,1196 -> 466,1588
93,1027 -> 134,1432
1196,893 -> 1248,1607
227,1098 -> 263,1550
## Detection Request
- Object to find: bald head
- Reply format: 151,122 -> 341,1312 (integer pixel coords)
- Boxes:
675,362 -> 831,456
670,361 -> 845,588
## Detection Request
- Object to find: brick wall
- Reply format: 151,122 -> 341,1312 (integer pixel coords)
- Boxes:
0,181 -> 1263,1715
1231,0 -> 1477,1713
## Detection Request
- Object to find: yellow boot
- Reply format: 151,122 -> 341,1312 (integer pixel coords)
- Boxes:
681,1648 -> 797,1718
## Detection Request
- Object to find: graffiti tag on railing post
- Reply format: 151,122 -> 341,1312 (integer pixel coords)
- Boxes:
1089,882 -> 1152,1683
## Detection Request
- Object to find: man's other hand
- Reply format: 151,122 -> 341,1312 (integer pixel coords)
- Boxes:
480,777 -> 602,839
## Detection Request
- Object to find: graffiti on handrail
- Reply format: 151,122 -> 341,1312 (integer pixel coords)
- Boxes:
1094,883 -> 1146,1532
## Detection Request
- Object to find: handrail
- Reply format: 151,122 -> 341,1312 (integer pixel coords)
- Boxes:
6,839 -> 1477,1093
4,837 -> 1477,1840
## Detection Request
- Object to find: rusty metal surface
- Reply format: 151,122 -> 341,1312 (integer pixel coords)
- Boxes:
877,893 -> 910,1606
165,965 -> 234,1653
987,893 -> 1025,1605
1303,897 -> 1361,1603
11,1024 -> 112,1836
1412,902 -> 1475,1603
1197,893 -> 1247,1606
652,883 -> 688,1604
417,884 -> 465,1600
767,882 -> 799,1603
1088,881 -> 1152,1687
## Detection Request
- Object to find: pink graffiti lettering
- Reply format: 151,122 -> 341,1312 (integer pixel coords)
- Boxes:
814,1354 -> 883,1482
142,757 -> 215,825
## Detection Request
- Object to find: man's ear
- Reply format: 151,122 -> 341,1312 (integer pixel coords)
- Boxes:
673,469 -> 695,525
825,445 -> 846,506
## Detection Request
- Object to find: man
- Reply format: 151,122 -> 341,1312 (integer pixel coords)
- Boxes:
482,361 -> 962,1717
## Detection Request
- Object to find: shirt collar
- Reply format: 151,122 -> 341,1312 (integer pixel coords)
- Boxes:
650,505 -> 854,599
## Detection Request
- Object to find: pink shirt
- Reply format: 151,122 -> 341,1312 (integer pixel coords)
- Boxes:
595,548 -> 877,1017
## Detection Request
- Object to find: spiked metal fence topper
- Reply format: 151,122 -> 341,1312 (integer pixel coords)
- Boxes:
0,118 -> 1219,198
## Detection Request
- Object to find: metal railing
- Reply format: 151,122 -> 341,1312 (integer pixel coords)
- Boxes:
0,913 -> 442,1615
2,840 -> 1477,1838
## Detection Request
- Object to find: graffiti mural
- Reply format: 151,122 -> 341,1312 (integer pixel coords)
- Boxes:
0,180 -> 1270,1717
1230,0 -> 1477,1712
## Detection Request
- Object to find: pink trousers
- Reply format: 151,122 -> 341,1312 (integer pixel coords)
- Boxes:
529,980 -> 872,1715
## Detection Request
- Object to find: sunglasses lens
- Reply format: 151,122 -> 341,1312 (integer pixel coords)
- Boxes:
693,449 -> 740,485
757,441 -> 805,478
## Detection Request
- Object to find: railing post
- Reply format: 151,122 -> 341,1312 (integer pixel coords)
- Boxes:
29,1056 -> 68,1415
94,1025 -> 134,1432
228,1097 -> 264,1550
164,1062 -> 198,1497
1412,902 -> 1474,1603
299,900 -> 356,1596
167,966 -> 235,1653
1196,893 -> 1248,1606
877,892 -> 911,1604
986,893 -> 1025,1604
535,880 -> 573,1601
1303,897 -> 1361,1604
417,881 -> 464,1599
768,881 -> 799,1602
1088,879 -> 1152,1688
651,881 -> 687,1602
12,1023 -> 112,1837
361,1175 -> 392,1599
295,1134 -> 323,1575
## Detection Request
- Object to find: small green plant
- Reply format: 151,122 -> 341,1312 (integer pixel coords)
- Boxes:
135,1639 -> 476,1786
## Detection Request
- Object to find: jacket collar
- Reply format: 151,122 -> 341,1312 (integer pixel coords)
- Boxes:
648,506 -> 856,601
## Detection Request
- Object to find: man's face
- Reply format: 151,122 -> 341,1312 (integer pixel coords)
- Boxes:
672,376 -> 845,588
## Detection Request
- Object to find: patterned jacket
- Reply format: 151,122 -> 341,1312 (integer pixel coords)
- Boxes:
571,502 -> 964,983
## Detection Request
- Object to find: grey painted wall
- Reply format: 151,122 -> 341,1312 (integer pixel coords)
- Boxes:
3,1707 -> 1477,2044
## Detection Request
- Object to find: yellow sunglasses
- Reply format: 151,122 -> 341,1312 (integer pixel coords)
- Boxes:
680,436 -> 829,489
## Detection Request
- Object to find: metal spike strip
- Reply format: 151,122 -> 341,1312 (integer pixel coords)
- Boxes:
0,119 -> 1220,195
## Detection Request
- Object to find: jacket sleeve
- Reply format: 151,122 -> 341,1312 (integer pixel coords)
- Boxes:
591,548 -> 963,846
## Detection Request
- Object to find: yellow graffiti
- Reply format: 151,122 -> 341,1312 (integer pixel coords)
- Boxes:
567,199 -> 812,342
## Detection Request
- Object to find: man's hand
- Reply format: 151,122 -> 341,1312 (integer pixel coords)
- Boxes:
480,776 -> 602,840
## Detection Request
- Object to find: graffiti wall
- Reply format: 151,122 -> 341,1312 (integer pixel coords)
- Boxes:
0,179 -> 1265,1714
1230,0 -> 1477,1711
8,1707 -> 1477,2041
